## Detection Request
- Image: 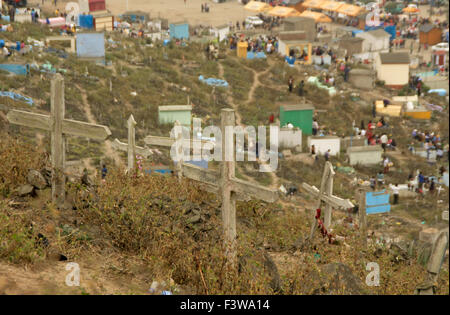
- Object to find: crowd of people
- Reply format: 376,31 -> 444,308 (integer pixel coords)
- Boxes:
409,128 -> 448,161
228,34 -> 279,55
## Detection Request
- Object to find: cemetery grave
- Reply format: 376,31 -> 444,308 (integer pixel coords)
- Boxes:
0,2 -> 448,296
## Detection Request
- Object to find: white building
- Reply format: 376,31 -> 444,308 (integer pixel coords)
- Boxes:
355,29 -> 390,52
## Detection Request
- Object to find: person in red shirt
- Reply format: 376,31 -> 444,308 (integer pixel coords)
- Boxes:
269,114 -> 274,124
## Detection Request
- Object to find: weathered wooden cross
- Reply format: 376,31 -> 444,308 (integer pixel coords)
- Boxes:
6,74 -> 111,208
302,161 -> 354,239
145,109 -> 279,261
111,114 -> 153,172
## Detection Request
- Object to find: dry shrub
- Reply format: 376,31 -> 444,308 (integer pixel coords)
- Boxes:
0,201 -> 45,264
0,136 -> 47,197
72,168 -> 276,294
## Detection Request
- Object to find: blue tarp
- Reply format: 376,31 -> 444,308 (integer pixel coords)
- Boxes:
364,23 -> 384,32
352,30 -> 364,37
79,15 -> 94,29
0,64 -> 29,75
247,51 -> 266,59
428,89 -> 447,96
285,56 -> 296,65
198,75 -> 229,87
384,25 -> 396,40
0,91 -> 34,105
366,190 -> 391,214
0,16 -> 10,22
144,169 -> 172,175
76,33 -> 105,58
169,23 -> 189,40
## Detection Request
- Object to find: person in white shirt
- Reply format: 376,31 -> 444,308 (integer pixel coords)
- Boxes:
392,183 -> 399,204
383,157 -> 390,173
360,128 -> 366,136
380,133 -> 388,152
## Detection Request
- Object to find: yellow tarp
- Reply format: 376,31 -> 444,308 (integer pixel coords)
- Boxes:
320,1 -> 345,12
299,11 -> 332,23
244,1 -> 271,12
267,6 -> 301,17
336,4 -> 364,16
302,0 -> 327,10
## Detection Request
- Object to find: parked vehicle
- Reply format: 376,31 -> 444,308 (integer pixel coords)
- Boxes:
245,16 -> 264,27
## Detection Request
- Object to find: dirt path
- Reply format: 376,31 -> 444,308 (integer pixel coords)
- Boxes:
217,62 -> 243,126
76,84 -> 124,168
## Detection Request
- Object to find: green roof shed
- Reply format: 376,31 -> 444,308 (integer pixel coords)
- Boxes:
279,103 -> 315,135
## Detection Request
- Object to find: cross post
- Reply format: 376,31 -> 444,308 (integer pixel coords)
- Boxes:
303,162 -> 353,239
6,74 -> 111,208
111,114 -> 153,172
144,109 -> 279,262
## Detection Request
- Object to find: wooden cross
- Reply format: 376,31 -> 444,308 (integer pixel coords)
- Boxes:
111,114 -> 153,172
6,74 -> 111,208
302,161 -> 354,239
145,109 -> 279,261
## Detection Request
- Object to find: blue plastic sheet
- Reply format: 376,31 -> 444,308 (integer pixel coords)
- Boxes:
76,33 -> 105,58
169,23 -> 189,40
144,169 -> 172,175
0,91 -> 34,106
428,89 -> 447,96
247,51 -> 266,59
198,75 -> 229,87
384,25 -> 396,40
365,190 -> 391,214
285,56 -> 295,65
0,64 -> 28,75
79,15 -> 94,29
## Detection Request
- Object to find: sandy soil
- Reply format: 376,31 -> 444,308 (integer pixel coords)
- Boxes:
30,0 -> 255,27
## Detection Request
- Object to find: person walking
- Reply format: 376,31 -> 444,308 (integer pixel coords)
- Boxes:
392,184 -> 399,204
416,79 -> 422,97
101,164 -> 108,180
324,149 -> 330,161
383,156 -> 390,173
288,76 -> 294,92
312,119 -> 319,136
380,133 -> 388,152
298,80 -> 305,96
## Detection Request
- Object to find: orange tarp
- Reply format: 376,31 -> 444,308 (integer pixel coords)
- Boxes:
336,4 -> 364,16
267,6 -> 301,17
244,1 -> 271,12
320,1 -> 345,12
299,11 -> 332,23
402,7 -> 420,13
302,0 -> 327,10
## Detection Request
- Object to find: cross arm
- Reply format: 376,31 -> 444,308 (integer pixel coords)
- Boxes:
144,136 -> 214,150
182,163 -> 219,187
111,138 -> 153,158
62,119 -> 111,140
230,178 -> 279,203
302,182 -> 354,209
6,110 -> 50,131
6,110 -> 111,141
